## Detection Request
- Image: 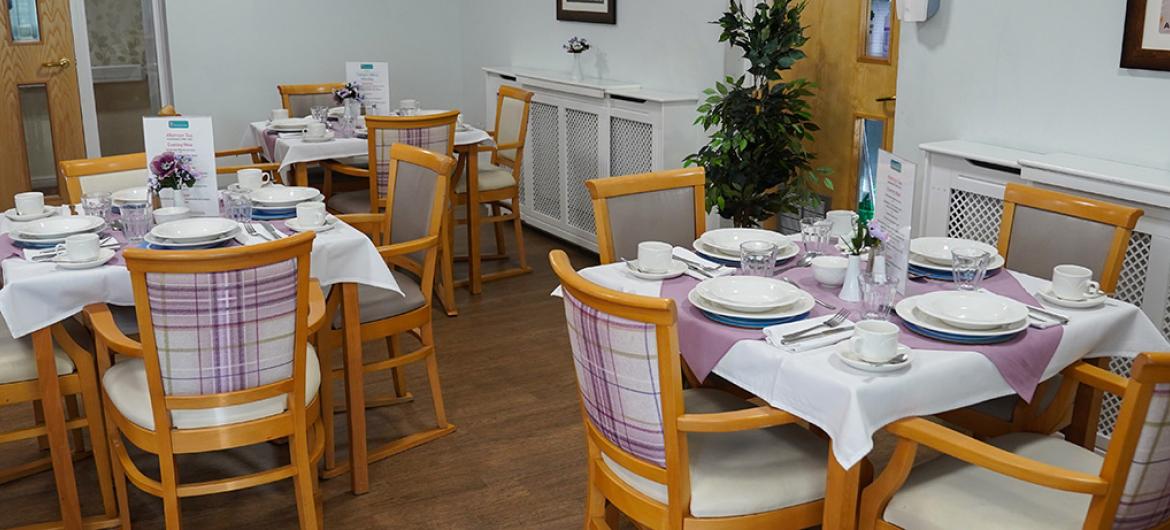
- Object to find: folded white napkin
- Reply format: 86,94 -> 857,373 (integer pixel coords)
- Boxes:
1028,315 -> 1062,330
277,132 -> 304,139
763,314 -> 856,353
672,247 -> 735,280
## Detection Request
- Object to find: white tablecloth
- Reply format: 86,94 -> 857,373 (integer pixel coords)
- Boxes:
244,121 -> 494,172
575,262 -> 1170,468
0,216 -> 400,338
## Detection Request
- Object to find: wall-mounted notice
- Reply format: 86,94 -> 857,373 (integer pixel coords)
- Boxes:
875,149 -> 917,294
142,116 -> 219,217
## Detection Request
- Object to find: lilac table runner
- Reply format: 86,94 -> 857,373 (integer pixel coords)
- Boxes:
659,247 -> 1063,402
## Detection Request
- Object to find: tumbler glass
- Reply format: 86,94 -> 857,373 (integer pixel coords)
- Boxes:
223,184 -> 253,223
800,216 -> 833,257
81,191 -> 112,224
310,105 -> 328,123
951,248 -> 992,291
739,240 -> 778,277
119,202 -> 151,243
860,273 -> 898,320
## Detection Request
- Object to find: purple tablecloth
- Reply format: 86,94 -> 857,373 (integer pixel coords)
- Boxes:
660,246 -> 1063,402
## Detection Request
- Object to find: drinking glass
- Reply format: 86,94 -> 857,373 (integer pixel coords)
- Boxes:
223,184 -> 253,223
739,240 -> 778,277
951,247 -> 991,291
860,273 -> 897,320
310,105 -> 328,123
81,191 -> 112,223
800,216 -> 833,257
119,203 -> 151,243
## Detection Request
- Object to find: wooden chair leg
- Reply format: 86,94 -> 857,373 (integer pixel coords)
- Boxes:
109,437 -> 132,530
386,335 -> 410,399
159,453 -> 183,529
435,207 -> 459,317
510,192 -> 529,271
322,166 -> 334,200
33,400 -> 49,451
65,395 -> 86,454
421,323 -> 449,428
75,357 -> 116,518
467,202 -> 483,296
289,418 -> 320,529
341,284 -> 370,495
318,334 -> 338,473
491,204 -> 507,256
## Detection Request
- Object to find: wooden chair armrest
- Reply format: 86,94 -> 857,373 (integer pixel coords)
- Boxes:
493,141 -> 523,151
320,160 -> 370,178
215,146 -> 264,158
335,213 -> 384,238
886,417 -> 1108,495
376,236 -> 438,261
82,304 -> 143,357
677,405 -> 801,433
307,280 -> 326,334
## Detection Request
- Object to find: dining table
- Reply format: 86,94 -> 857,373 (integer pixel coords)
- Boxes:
570,234 -> 1170,530
0,209 -> 403,528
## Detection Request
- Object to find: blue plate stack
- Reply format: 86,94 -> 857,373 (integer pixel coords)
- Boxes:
252,207 -> 297,220
894,293 -> 1030,345
907,264 -> 1003,281
686,277 -> 817,330
698,309 -> 812,329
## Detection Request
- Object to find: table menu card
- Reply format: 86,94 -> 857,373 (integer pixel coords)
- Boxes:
875,150 -> 917,294
346,61 -> 390,114
142,117 -> 220,217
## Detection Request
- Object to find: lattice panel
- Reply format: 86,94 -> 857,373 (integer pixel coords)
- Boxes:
1099,357 -> 1135,437
777,196 -> 830,234
528,102 -> 561,220
946,189 -> 1004,245
610,117 -> 654,177
565,109 -> 600,233
1117,232 -> 1153,306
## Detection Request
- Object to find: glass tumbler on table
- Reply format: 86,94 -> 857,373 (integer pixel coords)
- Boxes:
223,185 -> 253,223
739,240 -> 778,277
119,202 -> 151,243
310,105 -> 328,123
81,191 -> 112,223
860,272 -> 897,320
800,216 -> 833,258
951,247 -> 992,291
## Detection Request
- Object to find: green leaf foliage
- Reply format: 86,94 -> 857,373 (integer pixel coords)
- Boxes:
689,0 -> 832,227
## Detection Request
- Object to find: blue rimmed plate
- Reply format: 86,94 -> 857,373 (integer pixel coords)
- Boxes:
691,237 -> 799,267
894,295 -> 1028,345
699,309 -> 811,329
908,265 -> 1002,281
901,320 -> 1023,345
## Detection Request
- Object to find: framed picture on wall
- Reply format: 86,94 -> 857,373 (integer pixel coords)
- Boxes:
557,0 -> 616,24
1121,0 -> 1170,71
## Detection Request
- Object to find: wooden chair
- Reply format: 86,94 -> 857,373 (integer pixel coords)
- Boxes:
452,85 -> 534,294
157,104 -> 179,117
60,151 -> 280,204
0,320 -> 117,526
939,184 -> 1144,439
586,167 -> 707,265
86,234 -> 327,529
860,353 -> 1170,530
550,249 -> 829,529
316,144 -> 457,495
278,83 -> 345,118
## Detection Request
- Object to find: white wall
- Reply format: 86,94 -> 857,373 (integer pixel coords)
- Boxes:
166,0 -> 464,150
455,0 -> 727,128
894,0 -> 1170,171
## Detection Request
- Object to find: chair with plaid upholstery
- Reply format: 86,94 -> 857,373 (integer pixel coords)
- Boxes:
860,353 -> 1170,530
315,143 -> 457,495
550,250 -> 829,529
86,233 -> 328,529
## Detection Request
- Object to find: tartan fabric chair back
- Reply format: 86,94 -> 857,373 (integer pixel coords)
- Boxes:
124,234 -> 315,407
1115,384 -> 1170,529
367,111 -> 458,203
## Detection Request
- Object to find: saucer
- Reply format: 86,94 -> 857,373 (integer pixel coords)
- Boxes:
835,340 -> 911,373
5,206 -> 56,222
301,132 -> 335,143
1036,288 -> 1107,309
284,217 -> 337,233
55,248 -> 116,270
624,259 -> 687,280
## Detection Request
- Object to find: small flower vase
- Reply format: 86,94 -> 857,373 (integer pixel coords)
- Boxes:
172,188 -> 187,209
839,254 -> 863,302
571,53 -> 584,82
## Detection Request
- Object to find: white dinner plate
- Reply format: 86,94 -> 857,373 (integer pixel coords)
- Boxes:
894,296 -> 1030,338
144,228 -> 239,249
268,118 -> 312,131
284,217 -> 337,233
250,186 -> 321,206
5,206 -> 56,222
55,248 -> 116,270
836,340 -> 911,373
700,228 -> 791,256
691,238 -> 799,263
910,237 -> 1000,266
111,186 -> 149,205
10,228 -> 104,246
914,291 -> 1029,330
694,276 -> 800,313
687,286 -> 814,320
1036,288 -> 1107,309
17,215 -> 105,239
151,217 -> 239,242
908,252 -> 1006,272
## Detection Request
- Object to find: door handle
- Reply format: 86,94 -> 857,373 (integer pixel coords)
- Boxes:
41,57 -> 73,69
875,96 -> 896,103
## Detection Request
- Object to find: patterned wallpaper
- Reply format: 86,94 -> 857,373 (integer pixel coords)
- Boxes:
85,0 -> 144,67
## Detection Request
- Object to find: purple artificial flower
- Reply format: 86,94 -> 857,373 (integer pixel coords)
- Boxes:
148,151 -> 202,192
333,82 -> 364,103
867,219 -> 888,243
564,36 -> 591,54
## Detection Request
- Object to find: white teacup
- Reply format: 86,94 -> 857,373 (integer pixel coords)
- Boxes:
153,207 -> 190,225
55,233 -> 100,262
236,168 -> 271,191
826,210 -> 859,238
636,241 -> 673,274
296,202 -> 327,228
305,121 -> 328,139
15,191 -> 45,216
270,108 -> 289,122
854,320 -> 900,363
1051,264 -> 1101,301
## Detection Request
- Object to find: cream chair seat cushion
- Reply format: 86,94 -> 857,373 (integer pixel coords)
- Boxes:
884,432 -> 1099,529
0,336 -> 74,385
602,389 -> 828,518
326,190 -> 371,214
332,270 -> 425,328
102,345 -> 321,431
456,163 -> 516,193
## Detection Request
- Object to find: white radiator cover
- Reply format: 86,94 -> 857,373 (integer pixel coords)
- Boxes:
484,67 -> 701,252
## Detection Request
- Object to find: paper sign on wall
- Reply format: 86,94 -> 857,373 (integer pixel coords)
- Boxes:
346,61 -> 390,114
875,150 -> 917,294
142,117 -> 220,217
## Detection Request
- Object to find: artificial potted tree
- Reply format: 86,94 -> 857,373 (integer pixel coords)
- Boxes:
686,0 -> 832,228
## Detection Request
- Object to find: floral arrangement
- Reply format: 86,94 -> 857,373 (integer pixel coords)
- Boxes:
148,151 -> 202,192
842,217 -> 888,256
333,81 -> 363,103
563,36 -> 591,54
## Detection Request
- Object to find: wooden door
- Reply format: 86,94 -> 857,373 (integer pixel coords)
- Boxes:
791,0 -> 899,212
0,0 -> 85,208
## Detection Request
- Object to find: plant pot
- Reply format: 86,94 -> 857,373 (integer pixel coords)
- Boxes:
838,254 -> 863,302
